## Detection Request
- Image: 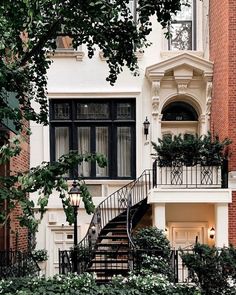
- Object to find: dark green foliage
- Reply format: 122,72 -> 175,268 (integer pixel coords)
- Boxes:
0,272 -> 200,295
133,227 -> 171,258
181,243 -> 236,295
132,227 -> 173,279
152,133 -> 231,167
0,273 -> 99,295
0,151 -> 107,233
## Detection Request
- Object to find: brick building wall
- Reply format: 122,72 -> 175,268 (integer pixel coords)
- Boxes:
8,131 -> 30,251
209,0 -> 236,245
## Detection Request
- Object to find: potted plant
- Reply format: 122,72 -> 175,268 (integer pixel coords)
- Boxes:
32,249 -> 48,270
152,132 -> 231,167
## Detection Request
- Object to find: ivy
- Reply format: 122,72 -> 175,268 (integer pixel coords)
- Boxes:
0,151 -> 107,233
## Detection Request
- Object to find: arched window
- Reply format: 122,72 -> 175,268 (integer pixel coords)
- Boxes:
162,101 -> 198,121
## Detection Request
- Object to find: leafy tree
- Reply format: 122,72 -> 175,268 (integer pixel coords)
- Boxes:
0,0 -> 191,235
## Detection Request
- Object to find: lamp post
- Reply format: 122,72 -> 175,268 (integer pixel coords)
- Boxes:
68,180 -> 81,273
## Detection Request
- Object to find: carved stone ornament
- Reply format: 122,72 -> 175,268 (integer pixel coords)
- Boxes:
177,83 -> 188,94
207,82 -> 212,99
152,81 -> 160,98
152,81 -> 160,118
206,82 -> 212,115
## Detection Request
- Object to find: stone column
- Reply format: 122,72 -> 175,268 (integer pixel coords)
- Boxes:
214,203 -> 228,247
152,203 -> 166,231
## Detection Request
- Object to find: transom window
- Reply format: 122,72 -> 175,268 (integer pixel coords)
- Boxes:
50,99 -> 136,179
162,101 -> 198,121
168,0 -> 196,50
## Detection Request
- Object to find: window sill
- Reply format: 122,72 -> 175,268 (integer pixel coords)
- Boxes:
160,50 -> 204,60
49,50 -> 85,61
99,50 -> 144,61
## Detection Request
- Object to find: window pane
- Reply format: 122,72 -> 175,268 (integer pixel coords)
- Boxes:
56,36 -> 73,50
117,103 -> 132,120
170,22 -> 192,51
169,0 -> 193,50
55,127 -> 69,159
78,127 -> 91,177
173,1 -> 192,21
54,103 -> 70,120
77,103 -> 109,119
96,127 -> 108,177
117,127 -> 131,177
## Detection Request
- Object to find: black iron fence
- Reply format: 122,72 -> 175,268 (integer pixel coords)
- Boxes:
152,159 -> 228,188
59,248 -> 192,283
0,251 -> 40,278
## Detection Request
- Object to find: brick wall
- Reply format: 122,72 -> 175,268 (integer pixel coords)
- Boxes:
210,0 -> 236,244
9,131 -> 30,251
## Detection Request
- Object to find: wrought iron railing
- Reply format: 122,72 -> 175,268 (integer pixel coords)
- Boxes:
61,178 -> 137,274
59,170 -> 152,275
126,170 -> 152,248
0,251 -> 40,278
58,248 -> 192,283
152,159 -> 228,188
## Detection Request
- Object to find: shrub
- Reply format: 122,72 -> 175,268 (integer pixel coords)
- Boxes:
0,273 -> 98,295
103,270 -> 200,295
132,227 -> 173,279
181,243 -> 236,295
133,227 -> 171,259
152,133 -> 231,167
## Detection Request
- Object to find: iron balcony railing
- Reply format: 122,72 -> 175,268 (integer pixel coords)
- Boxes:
152,159 -> 228,189
0,251 -> 40,278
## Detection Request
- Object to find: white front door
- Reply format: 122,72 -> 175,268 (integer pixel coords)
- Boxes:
169,222 -> 207,282
172,227 -> 203,249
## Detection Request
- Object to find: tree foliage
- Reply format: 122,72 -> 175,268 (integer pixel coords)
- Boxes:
0,0 -> 190,234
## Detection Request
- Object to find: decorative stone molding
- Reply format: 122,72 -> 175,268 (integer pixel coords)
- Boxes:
206,81 -> 212,116
151,81 -> 160,118
49,50 -> 85,61
207,81 -> 212,99
199,114 -> 206,124
177,82 -> 188,94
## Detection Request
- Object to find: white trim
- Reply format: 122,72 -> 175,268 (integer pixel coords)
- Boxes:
47,92 -> 141,98
148,188 -> 232,204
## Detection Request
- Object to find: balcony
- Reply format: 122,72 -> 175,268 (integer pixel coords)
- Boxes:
152,159 -> 228,189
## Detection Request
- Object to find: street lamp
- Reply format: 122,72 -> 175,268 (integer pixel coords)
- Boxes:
68,180 -> 81,272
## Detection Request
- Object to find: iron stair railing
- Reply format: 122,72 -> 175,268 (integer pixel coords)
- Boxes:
70,178 -> 137,273
126,169 -> 152,248
59,170 -> 153,275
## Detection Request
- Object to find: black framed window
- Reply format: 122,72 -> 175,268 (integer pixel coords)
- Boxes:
50,99 -> 136,179
168,0 -> 196,50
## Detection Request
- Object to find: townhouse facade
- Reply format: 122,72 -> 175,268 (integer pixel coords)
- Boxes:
30,0 -> 235,276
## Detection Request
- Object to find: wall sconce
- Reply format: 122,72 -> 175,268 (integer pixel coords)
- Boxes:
143,117 -> 150,140
91,224 -> 96,234
209,227 -> 215,239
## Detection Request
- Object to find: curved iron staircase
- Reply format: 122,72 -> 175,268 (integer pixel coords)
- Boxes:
59,170 -> 152,283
